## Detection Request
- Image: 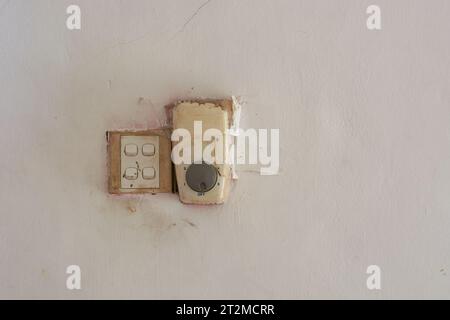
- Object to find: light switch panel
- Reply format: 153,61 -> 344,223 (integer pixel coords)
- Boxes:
107,130 -> 172,194
120,135 -> 159,189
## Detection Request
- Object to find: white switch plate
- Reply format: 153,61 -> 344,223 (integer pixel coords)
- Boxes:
120,135 -> 159,189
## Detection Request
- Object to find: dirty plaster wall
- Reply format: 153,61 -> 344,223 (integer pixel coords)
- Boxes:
1,0 -> 450,299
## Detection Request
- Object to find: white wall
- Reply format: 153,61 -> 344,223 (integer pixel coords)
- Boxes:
1,0 -> 450,299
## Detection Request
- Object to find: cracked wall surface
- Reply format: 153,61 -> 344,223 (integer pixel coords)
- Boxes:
1,0 -> 450,299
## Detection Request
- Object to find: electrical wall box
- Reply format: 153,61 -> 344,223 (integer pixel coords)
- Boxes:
107,129 -> 173,194
107,98 -> 235,205
170,99 -> 234,205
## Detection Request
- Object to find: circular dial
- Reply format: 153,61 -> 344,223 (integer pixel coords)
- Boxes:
185,163 -> 218,193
